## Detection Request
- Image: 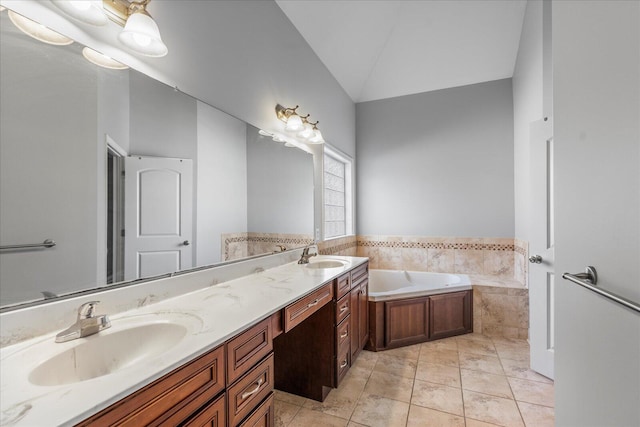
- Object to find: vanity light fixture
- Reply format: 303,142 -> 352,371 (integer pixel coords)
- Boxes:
8,10 -> 74,46
275,104 -> 325,144
51,1 -> 108,26
82,46 -> 129,69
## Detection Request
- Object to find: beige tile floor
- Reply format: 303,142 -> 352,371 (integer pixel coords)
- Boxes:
274,333 -> 554,427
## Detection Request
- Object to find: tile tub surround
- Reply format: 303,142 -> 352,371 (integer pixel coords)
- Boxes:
356,236 -> 529,339
0,253 -> 368,426
273,333 -> 554,427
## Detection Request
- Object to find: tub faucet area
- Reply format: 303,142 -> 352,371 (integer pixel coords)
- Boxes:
55,301 -> 111,343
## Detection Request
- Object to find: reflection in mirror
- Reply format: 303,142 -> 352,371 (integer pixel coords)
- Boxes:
0,10 -> 314,309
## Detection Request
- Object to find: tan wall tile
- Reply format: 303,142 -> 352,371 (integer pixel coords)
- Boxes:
454,249 -> 484,274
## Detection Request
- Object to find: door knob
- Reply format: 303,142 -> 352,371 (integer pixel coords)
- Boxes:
182,240 -> 190,246
529,255 -> 542,264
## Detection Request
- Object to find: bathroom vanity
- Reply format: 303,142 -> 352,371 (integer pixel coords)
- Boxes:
0,255 -> 368,426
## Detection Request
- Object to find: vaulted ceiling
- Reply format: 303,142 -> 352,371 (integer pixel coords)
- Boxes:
276,0 -> 527,103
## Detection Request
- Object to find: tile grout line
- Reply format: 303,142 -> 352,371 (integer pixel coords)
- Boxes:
493,337 -> 527,427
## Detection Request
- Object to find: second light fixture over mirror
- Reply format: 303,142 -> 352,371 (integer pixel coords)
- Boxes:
275,104 -> 325,145
51,0 -> 167,57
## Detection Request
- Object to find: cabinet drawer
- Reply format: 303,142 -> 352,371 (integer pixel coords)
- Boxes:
227,318 -> 273,384
335,272 -> 351,299
182,394 -> 225,427
76,345 -> 225,427
335,293 -> 351,324
336,316 -> 351,350
227,354 -> 274,427
335,341 -> 350,385
238,393 -> 274,427
351,262 -> 368,286
284,283 -> 334,332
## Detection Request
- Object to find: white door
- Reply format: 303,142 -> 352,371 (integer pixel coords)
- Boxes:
528,118 -> 554,379
554,1 -> 639,425
124,156 -> 193,280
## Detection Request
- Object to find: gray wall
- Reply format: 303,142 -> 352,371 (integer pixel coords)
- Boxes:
196,102 -> 248,264
356,79 -> 515,237
512,0 -> 544,242
246,127 -> 314,234
0,27 -> 99,305
554,1 -> 640,425
8,1 -> 356,160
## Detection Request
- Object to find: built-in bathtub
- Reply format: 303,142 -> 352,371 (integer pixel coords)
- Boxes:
368,269 -> 472,301
366,269 -> 474,350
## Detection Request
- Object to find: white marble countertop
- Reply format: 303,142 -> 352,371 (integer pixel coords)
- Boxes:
0,255 -> 367,426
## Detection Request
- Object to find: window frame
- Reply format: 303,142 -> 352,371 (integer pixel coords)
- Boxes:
322,144 -> 354,240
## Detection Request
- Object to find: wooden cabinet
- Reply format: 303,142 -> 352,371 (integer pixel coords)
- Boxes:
182,395 -> 225,427
239,394 -> 274,427
367,289 -> 473,351
274,261 -> 370,400
358,280 -> 369,351
385,297 -> 430,348
76,345 -> 225,427
78,317 -> 275,427
227,354 -> 274,427
283,283 -> 334,332
429,291 -> 472,340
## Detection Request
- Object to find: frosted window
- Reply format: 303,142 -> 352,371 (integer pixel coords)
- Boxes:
324,153 -> 347,239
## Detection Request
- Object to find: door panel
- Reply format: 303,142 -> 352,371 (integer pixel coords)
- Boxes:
553,2 -> 639,425
529,118 -> 554,379
124,156 -> 193,280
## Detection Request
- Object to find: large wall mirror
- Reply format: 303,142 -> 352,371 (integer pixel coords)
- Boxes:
0,10 -> 315,309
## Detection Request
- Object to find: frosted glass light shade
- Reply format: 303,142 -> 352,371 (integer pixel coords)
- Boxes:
51,1 -> 107,26
298,123 -> 314,139
284,113 -> 303,132
118,11 -> 167,57
8,11 -> 74,45
309,128 -> 325,144
82,47 -> 129,70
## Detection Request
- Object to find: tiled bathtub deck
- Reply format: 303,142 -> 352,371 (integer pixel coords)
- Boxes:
274,334 -> 553,427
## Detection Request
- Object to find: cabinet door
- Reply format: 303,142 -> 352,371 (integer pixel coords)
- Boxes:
429,291 -> 472,340
350,284 -> 360,360
358,281 -> 369,351
182,394 -> 225,427
385,297 -> 429,348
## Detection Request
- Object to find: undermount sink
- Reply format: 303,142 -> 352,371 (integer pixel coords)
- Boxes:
305,259 -> 348,269
28,320 -> 188,386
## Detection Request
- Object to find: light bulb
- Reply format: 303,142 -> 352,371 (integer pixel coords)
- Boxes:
298,123 -> 314,139
309,128 -> 325,144
285,113 -> 303,132
51,0 -> 107,26
118,10 -> 168,57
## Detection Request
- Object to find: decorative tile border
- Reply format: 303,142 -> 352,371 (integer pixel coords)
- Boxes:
222,232 -> 313,261
357,239 -> 515,251
318,238 -> 358,255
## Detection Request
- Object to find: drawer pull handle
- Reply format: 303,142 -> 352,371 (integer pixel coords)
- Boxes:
361,289 -> 366,295
307,298 -> 320,308
340,305 -> 348,313
340,331 -> 348,339
241,378 -> 264,400
340,360 -> 348,368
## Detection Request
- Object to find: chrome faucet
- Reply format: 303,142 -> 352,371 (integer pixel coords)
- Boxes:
55,301 -> 111,343
297,244 -> 317,264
